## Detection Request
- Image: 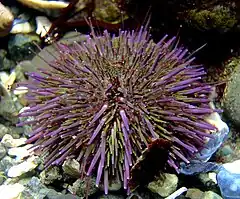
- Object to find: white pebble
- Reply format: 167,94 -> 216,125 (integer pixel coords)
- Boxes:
7,156 -> 38,177
0,183 -> 25,199
10,22 -> 34,34
36,16 -> 52,37
223,159 -> 240,174
8,144 -> 33,161
1,134 -> 27,148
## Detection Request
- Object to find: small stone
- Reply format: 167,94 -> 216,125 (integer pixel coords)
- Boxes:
68,178 -> 98,197
0,143 -> 7,160
0,3 -> 14,37
220,145 -> 234,156
0,183 -> 25,199
46,189 -> 83,199
40,167 -> 62,185
8,144 -> 33,161
8,33 -> 41,62
186,188 -> 204,199
0,96 -> 19,124
0,156 -> 16,173
0,49 -> 15,71
7,156 -> 38,177
147,173 -> 178,197
10,21 -> 35,34
16,0 -> 69,10
35,16 -> 52,37
202,191 -> 222,199
62,159 -> 80,178
0,124 -> 18,139
98,194 -> 125,199
1,134 -> 26,148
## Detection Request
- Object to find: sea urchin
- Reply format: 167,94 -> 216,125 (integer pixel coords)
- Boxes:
18,26 -> 220,194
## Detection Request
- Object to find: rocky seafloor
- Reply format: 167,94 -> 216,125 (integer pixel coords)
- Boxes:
0,0 -> 240,199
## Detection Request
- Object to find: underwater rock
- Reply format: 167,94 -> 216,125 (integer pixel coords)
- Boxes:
0,3 -> 14,37
0,183 -> 25,199
68,178 -> 98,197
223,57 -> 240,127
62,159 -> 80,178
0,49 -> 15,71
165,187 -> 187,199
35,16 -> 52,38
39,166 -> 62,185
8,33 -> 41,62
217,159 -> 240,199
1,134 -> 26,148
7,155 -> 38,177
147,173 -> 178,197
186,188 -> 222,199
0,143 -> 7,161
184,5 -> 237,32
8,144 -> 33,161
16,0 -> 69,10
10,20 -> 35,34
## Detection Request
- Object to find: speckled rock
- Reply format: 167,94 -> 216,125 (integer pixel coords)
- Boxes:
21,176 -> 49,199
0,156 -> 16,173
8,33 -> 41,62
40,166 -> 62,185
0,96 -> 19,124
1,134 -> 26,148
186,188 -> 222,199
97,194 -> 125,199
203,191 -> 222,199
147,173 -> 178,197
62,159 -> 80,178
0,124 -> 21,139
0,143 -> 7,160
186,188 -> 204,199
68,178 -> 98,197
0,49 -> 15,71
184,5 -> 237,32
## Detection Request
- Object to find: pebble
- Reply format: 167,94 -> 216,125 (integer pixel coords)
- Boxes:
0,183 -> 25,199
0,143 -> 7,160
62,159 -> 80,178
10,21 -> 34,34
1,134 -> 26,148
7,156 -> 38,177
147,173 -> 178,197
35,16 -> 52,37
0,3 -> 14,37
8,144 -> 33,161
39,167 -> 62,185
16,0 -> 69,10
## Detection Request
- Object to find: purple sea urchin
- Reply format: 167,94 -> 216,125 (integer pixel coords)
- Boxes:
18,26 -> 220,194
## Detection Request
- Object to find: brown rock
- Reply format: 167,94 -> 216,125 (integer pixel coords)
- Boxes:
0,3 -> 14,37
